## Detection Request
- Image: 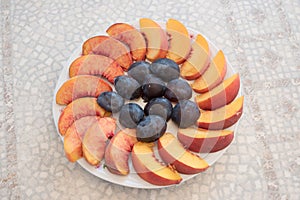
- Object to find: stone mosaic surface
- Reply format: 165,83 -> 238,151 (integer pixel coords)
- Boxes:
1,0 -> 300,199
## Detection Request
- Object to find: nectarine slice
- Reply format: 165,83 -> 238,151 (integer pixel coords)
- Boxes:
181,34 -> 210,80
106,23 -> 147,61
166,19 -> 191,64
158,133 -> 209,174
69,55 -> 124,83
82,35 -> 132,70
132,142 -> 182,186
139,18 -> 168,61
104,129 -> 137,175
63,116 -> 100,162
177,128 -> 234,153
197,96 -> 244,130
56,75 -> 112,105
58,97 -> 111,135
191,50 -> 227,93
82,117 -> 116,166
195,73 -> 240,110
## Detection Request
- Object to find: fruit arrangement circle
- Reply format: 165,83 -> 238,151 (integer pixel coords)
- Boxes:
53,18 -> 243,188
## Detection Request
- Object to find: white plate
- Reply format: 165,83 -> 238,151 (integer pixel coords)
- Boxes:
52,23 -> 243,189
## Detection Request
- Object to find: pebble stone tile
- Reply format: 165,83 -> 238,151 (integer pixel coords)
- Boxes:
1,0 -> 300,199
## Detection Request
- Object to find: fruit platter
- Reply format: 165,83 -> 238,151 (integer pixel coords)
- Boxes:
52,18 -> 244,188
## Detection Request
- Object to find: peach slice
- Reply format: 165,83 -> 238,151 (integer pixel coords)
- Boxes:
197,96 -> 244,130
195,73 -> 240,110
56,75 -> 112,105
69,55 -> 124,83
158,133 -> 209,174
139,18 -> 168,61
177,128 -> 234,153
166,19 -> 191,64
63,116 -> 100,162
191,50 -> 227,93
181,34 -> 210,80
82,35 -> 132,70
132,142 -> 182,186
58,97 -> 111,135
106,23 -> 147,61
104,129 -> 138,175
82,117 -> 116,166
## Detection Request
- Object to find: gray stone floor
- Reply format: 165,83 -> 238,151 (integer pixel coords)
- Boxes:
1,0 -> 300,199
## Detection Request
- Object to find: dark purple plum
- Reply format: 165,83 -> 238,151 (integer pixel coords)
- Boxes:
97,91 -> 124,113
136,115 -> 167,142
150,58 -> 180,82
171,100 -> 200,128
119,103 -> 144,128
141,74 -> 166,102
144,97 -> 172,121
164,79 -> 192,102
114,75 -> 142,100
127,61 -> 151,84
